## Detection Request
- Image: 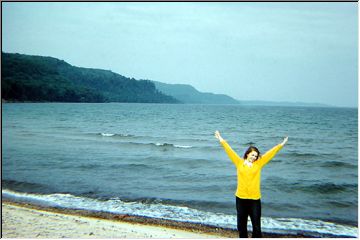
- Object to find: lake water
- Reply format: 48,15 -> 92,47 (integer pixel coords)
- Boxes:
2,103 -> 358,237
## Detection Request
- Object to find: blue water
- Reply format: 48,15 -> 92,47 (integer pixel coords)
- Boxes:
2,103 -> 358,237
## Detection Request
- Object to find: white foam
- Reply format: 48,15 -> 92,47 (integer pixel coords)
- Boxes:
2,189 -> 357,237
174,145 -> 193,149
101,133 -> 115,137
155,143 -> 193,148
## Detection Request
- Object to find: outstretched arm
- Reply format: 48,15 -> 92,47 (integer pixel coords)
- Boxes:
258,137 -> 288,168
281,137 -> 288,146
215,131 -> 242,167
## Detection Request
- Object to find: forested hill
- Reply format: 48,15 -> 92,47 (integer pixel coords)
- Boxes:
1,52 -> 179,103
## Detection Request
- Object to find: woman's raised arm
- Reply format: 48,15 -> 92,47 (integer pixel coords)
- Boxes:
258,137 -> 288,168
215,130 -> 243,167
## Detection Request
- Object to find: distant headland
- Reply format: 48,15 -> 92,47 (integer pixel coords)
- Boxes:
2,52 -> 332,107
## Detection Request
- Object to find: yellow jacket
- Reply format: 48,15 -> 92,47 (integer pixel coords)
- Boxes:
220,140 -> 283,200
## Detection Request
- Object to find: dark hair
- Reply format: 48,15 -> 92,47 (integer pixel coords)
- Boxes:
243,146 -> 260,161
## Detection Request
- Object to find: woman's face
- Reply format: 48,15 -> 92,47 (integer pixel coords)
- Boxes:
247,150 -> 259,162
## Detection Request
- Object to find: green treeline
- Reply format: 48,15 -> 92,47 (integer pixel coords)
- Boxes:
1,52 -> 180,103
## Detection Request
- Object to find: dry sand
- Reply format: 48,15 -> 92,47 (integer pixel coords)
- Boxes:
2,202 -> 221,238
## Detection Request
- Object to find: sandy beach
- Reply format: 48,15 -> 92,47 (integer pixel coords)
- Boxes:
2,202 -> 222,238
3,200 -> 350,238
1,200 -> 312,239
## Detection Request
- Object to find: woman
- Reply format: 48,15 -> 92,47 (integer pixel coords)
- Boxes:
215,130 -> 288,238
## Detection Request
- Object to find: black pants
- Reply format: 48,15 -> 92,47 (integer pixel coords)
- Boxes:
236,197 -> 262,238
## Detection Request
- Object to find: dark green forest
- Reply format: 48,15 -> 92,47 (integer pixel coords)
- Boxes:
1,52 -> 180,103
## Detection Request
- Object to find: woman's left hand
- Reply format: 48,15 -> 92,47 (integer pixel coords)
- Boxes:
215,130 -> 224,142
281,136 -> 288,146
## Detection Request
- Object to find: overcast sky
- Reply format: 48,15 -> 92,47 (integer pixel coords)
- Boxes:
2,2 -> 358,107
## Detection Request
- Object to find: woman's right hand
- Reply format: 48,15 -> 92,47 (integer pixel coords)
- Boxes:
215,130 -> 224,142
281,136 -> 288,146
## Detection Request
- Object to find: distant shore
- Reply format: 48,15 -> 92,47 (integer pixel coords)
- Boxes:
2,99 -> 348,108
2,199 -> 344,238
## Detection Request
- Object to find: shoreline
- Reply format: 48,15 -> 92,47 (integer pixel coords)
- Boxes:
2,199 -> 349,238
2,202 -> 217,238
